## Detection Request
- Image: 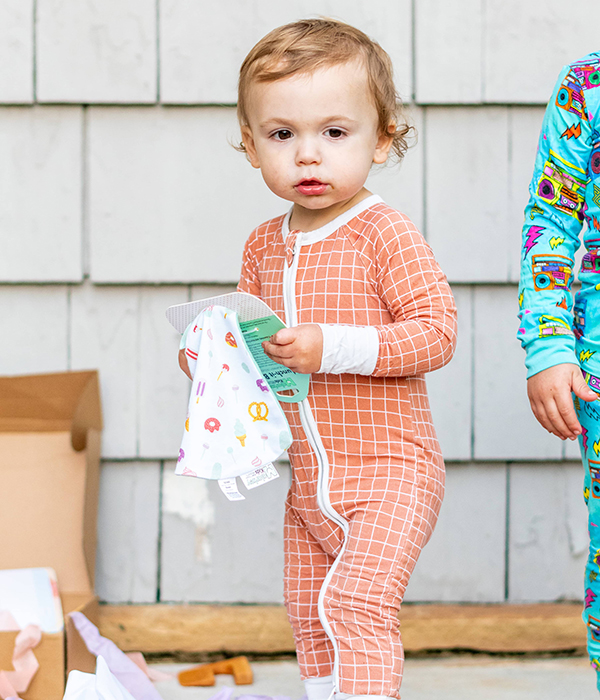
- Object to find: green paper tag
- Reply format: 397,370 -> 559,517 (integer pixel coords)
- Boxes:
239,315 -> 310,403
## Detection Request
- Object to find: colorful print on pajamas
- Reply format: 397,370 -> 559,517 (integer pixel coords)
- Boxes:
517,52 -> 600,688
238,195 -> 457,699
575,393 -> 600,682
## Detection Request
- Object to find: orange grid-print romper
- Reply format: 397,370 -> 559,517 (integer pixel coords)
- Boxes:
238,195 -> 457,699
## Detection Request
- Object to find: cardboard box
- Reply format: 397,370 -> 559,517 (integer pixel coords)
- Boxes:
0,371 -> 103,700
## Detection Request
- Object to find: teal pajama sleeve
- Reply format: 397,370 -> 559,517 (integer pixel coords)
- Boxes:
518,52 -> 600,690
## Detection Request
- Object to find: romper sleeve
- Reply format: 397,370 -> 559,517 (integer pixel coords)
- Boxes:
237,229 -> 262,297
517,63 -> 591,378
371,215 -> 457,378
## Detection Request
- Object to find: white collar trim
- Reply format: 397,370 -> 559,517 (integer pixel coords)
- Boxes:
281,194 -> 383,245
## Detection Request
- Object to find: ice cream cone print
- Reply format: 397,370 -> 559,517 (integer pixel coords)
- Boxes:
279,430 -> 292,450
234,418 -> 247,447
217,363 -> 230,380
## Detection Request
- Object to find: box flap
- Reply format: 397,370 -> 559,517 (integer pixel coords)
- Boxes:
0,371 -> 102,593
0,371 -> 102,451
64,596 -> 99,676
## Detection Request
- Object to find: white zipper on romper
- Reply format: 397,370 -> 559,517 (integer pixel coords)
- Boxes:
283,233 -> 349,694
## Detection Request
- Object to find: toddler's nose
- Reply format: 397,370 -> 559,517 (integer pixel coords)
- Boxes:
295,137 -> 321,165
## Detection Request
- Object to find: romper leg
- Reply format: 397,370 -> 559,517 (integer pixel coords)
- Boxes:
575,394 -> 600,691
285,497 -> 336,681
322,476 -> 441,700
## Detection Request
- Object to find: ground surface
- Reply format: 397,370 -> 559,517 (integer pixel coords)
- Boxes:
151,655 -> 598,699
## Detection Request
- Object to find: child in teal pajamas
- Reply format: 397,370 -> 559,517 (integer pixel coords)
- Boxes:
518,52 -> 600,688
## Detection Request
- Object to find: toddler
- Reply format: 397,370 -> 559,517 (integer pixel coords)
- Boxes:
182,18 -> 457,700
518,52 -> 600,689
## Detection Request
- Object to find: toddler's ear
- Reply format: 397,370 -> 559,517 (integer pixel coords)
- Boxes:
373,124 -> 395,164
241,126 -> 261,169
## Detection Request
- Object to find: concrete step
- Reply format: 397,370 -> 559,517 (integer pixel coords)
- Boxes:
150,655 -> 598,700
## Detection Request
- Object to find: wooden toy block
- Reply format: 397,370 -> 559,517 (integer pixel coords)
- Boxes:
178,655 -> 253,687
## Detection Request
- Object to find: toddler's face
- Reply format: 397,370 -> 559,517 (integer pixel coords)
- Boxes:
241,60 -> 393,230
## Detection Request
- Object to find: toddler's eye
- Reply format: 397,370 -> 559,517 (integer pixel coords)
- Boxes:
325,128 -> 345,139
273,129 -> 293,141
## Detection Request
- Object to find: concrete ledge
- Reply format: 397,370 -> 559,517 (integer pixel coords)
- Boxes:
98,603 -> 587,655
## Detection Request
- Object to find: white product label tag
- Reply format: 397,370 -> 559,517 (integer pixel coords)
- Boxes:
240,463 -> 279,490
218,478 -> 245,501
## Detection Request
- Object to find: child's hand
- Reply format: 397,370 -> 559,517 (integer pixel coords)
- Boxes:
262,324 -> 323,374
178,348 -> 193,380
527,363 -> 598,440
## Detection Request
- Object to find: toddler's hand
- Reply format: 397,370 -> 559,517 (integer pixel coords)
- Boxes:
178,348 -> 193,380
262,324 -> 323,374
527,363 -> 598,440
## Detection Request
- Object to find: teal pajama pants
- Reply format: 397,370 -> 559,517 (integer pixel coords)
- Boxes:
575,383 -> 600,689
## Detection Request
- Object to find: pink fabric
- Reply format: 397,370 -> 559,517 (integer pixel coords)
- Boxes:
0,615 -> 18,632
125,652 -> 174,683
0,615 -> 41,700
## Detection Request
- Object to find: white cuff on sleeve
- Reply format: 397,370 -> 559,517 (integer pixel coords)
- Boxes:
318,324 -> 379,375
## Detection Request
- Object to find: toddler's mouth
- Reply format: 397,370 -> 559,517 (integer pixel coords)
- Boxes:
295,179 -> 328,196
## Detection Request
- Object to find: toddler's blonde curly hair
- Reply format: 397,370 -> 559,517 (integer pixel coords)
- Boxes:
237,18 -> 414,162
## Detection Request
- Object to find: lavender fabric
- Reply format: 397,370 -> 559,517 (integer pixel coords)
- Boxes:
207,689 -> 298,700
69,613 -> 162,700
